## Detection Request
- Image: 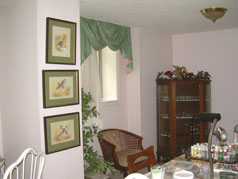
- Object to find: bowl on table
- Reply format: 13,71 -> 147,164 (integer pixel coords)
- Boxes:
173,170 -> 194,179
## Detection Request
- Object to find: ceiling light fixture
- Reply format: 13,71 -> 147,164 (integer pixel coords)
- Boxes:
200,7 -> 227,23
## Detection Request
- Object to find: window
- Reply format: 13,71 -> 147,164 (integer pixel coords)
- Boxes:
97,46 -> 118,103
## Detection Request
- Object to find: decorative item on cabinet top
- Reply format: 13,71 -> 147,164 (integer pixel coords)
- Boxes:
156,65 -> 211,81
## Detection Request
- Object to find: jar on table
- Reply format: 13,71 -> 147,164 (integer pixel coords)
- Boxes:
219,171 -> 238,179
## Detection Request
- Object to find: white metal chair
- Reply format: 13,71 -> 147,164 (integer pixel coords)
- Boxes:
0,157 -> 6,178
3,148 -> 45,179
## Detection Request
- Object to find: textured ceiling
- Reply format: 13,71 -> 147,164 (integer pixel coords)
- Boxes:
80,0 -> 238,34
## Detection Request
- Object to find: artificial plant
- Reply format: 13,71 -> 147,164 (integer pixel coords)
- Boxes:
81,88 -> 114,174
156,65 -> 211,81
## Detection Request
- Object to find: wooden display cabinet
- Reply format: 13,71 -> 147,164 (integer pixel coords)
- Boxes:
156,80 -> 211,162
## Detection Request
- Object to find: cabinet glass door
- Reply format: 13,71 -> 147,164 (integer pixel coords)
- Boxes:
157,84 -> 170,157
204,83 -> 211,138
205,83 -> 211,112
175,83 -> 200,155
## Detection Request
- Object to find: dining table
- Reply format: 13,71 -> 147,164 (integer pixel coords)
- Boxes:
144,155 -> 224,179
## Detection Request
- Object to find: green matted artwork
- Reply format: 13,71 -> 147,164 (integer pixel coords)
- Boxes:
44,112 -> 80,154
42,70 -> 79,108
46,17 -> 76,65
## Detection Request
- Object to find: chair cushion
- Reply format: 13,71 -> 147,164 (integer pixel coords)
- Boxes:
116,149 -> 148,167
102,130 -> 122,151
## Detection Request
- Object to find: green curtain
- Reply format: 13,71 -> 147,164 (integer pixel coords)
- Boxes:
80,17 -> 133,71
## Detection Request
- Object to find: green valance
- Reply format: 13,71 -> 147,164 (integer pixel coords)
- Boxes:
80,17 -> 133,71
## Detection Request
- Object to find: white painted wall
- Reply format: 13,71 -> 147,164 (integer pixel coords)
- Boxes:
139,28 -> 173,149
173,28 -> 238,143
0,0 -> 40,164
37,0 -> 83,178
127,28 -> 142,135
0,110 -> 3,156
0,0 -> 83,178
0,7 -> 4,157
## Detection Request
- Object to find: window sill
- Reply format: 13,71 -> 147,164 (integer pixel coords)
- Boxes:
102,100 -> 119,106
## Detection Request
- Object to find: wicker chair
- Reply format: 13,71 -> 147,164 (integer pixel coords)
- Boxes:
98,128 -> 146,177
127,146 -> 157,174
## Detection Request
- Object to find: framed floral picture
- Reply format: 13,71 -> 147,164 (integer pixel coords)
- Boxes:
44,112 -> 80,154
42,70 -> 79,108
46,17 -> 76,65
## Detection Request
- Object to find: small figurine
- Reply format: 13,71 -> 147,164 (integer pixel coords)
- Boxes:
173,65 -> 187,80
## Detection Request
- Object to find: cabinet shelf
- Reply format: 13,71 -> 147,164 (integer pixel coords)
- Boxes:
160,117 -> 197,119
176,133 -> 199,136
160,114 -> 201,119
176,117 -> 195,119
176,99 -> 200,102
160,133 -> 199,137
160,133 -> 170,137
159,98 -> 210,102
157,80 -> 211,161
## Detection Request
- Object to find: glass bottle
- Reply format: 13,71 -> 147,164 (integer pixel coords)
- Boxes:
234,124 -> 238,143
